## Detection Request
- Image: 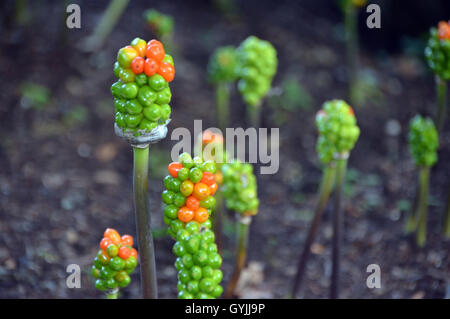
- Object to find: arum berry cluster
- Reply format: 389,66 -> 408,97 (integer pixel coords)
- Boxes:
406,115 -> 439,247
207,46 -> 238,84
111,38 -> 175,134
221,160 -> 259,216
162,153 -> 218,237
409,115 -> 439,168
316,100 -> 360,163
425,21 -> 450,81
236,36 -> 278,107
92,228 -> 138,297
162,153 -> 224,299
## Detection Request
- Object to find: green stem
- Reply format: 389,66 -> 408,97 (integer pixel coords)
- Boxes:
444,188 -> 450,238
106,289 -> 119,299
216,83 -> 230,133
330,156 -> 347,299
290,163 -> 336,298
224,216 -> 250,298
83,0 -> 129,52
247,104 -> 261,128
416,166 -> 430,247
133,146 -> 158,298
344,2 -> 359,105
436,76 -> 447,133
405,187 -> 420,233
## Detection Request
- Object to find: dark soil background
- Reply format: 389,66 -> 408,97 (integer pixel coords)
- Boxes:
0,0 -> 449,299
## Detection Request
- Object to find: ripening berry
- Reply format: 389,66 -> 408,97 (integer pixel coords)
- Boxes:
178,206 -> 194,223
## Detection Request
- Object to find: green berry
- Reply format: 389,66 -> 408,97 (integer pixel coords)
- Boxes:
179,152 -> 194,168
173,192 -> 187,207
109,256 -> 125,271
121,82 -> 139,99
189,167 -> 203,183
148,74 -> 167,91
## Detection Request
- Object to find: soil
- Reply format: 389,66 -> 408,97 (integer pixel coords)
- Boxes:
0,0 -> 448,299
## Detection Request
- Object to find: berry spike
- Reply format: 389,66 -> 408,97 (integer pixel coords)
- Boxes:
162,152 -> 223,299
92,229 -> 138,299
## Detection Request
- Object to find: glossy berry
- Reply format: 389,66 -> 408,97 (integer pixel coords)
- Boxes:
92,229 -> 138,294
113,38 -> 174,135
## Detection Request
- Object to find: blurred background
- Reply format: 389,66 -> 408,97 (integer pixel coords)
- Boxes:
0,0 -> 449,298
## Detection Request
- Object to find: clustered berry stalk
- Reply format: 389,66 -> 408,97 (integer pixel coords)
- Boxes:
162,152 -> 223,299
406,115 -> 439,247
111,38 -> 175,298
425,20 -> 450,133
207,36 -> 277,129
236,36 -> 277,128
92,229 -> 138,299
425,21 -> 450,237
220,161 -> 259,298
291,100 -> 360,299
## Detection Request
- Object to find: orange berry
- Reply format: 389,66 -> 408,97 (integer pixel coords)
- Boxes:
168,162 -> 183,178
202,130 -> 223,146
121,235 -> 133,246
194,207 -> 209,223
100,237 -> 112,251
193,183 -> 210,201
209,183 -> 218,195
131,56 -> 145,74
200,172 -> 215,186
178,206 -> 194,223
438,21 -> 450,40
144,58 -> 159,76
104,228 -> 121,245
148,39 -> 163,47
146,43 -> 165,62
131,248 -> 138,259
118,246 -> 132,259
158,61 -> 175,82
186,195 -> 200,211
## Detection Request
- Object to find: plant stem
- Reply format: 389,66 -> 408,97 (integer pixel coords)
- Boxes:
405,187 -> 419,233
436,76 -> 447,133
343,2 -> 359,106
224,215 -> 251,298
83,0 -> 129,52
290,164 -> 336,298
106,289 -> 119,299
416,166 -> 430,247
247,104 -> 261,128
133,146 -> 158,298
330,156 -> 347,299
216,82 -> 230,133
444,188 -> 450,238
